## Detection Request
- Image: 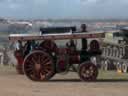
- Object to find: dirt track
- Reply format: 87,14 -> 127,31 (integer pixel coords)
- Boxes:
0,66 -> 128,96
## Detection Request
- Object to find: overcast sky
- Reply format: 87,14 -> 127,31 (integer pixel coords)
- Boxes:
0,0 -> 128,19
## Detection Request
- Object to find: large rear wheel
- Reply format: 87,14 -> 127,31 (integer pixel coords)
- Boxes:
23,50 -> 55,81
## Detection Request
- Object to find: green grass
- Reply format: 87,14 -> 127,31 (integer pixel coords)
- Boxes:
98,70 -> 128,80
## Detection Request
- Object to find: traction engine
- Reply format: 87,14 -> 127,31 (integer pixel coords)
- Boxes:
10,24 -> 102,81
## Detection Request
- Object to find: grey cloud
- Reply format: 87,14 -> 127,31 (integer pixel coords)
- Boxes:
0,0 -> 127,19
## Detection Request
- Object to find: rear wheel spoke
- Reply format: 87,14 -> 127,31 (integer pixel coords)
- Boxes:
23,51 -> 55,81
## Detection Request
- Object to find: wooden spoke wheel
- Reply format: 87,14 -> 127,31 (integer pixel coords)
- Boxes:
23,50 -> 55,81
78,61 -> 98,81
39,40 -> 57,53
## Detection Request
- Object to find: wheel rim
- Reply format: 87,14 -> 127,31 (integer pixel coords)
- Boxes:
23,51 -> 55,81
79,62 -> 98,81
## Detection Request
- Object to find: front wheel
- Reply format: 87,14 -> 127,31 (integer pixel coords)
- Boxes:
78,61 -> 98,81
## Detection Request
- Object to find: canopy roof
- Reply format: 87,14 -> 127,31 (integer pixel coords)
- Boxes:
9,31 -> 114,41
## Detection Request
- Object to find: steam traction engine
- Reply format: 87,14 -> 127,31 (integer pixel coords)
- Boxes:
9,24 -> 104,81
